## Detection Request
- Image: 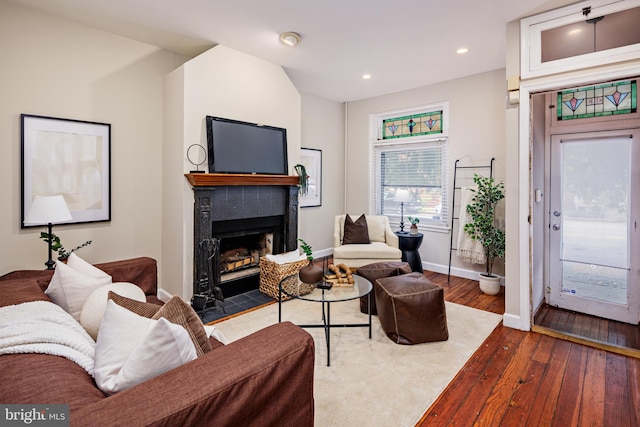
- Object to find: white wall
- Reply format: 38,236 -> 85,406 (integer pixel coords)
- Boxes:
162,45 -> 303,299
299,93 -> 345,257
506,5 -> 640,330
531,94 -> 547,315
504,19 -> 525,329
0,1 -> 186,275
344,70 -> 507,278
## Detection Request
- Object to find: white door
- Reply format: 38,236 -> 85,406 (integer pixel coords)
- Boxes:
549,129 -> 640,324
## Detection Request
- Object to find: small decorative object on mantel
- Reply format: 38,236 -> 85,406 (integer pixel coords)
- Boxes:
297,238 -> 324,285
187,144 -> 207,173
408,216 -> 420,235
294,164 -> 309,195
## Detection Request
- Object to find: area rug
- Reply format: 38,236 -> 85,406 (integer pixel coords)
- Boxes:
213,297 -> 502,427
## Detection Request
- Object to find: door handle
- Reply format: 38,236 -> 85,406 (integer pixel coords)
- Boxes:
552,224 -> 560,231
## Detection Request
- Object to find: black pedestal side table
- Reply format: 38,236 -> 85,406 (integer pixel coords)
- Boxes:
395,231 -> 424,273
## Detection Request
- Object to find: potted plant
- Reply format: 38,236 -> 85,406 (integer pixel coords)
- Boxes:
463,174 -> 505,295
298,238 -> 323,284
40,232 -> 92,261
407,216 -> 420,235
294,164 -> 309,196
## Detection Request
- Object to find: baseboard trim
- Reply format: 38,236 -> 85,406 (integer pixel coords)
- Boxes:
314,248 -> 334,260
157,287 -> 172,303
422,262 -> 505,286
503,313 -> 529,331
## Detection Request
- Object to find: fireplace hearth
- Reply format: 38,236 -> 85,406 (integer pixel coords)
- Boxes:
187,173 -> 299,311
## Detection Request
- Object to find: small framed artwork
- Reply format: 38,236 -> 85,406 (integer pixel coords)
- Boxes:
21,114 -> 111,227
299,148 -> 322,208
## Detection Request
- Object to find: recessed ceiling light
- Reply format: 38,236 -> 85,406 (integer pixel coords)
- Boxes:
456,47 -> 469,54
279,32 -> 301,47
362,74 -> 372,80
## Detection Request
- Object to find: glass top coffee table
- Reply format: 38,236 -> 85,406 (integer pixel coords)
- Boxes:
278,274 -> 373,366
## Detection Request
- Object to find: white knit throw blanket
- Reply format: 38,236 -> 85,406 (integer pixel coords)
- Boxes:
0,301 -> 95,376
457,187 -> 486,265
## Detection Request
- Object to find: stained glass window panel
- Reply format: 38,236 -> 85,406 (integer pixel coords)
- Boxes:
382,111 -> 443,139
557,80 -> 637,120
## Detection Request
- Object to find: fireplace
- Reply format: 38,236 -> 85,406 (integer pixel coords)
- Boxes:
213,215 -> 283,295
218,231 -> 272,279
187,173 -> 299,310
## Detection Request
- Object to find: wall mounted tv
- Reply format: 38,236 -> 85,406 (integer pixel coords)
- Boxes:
205,116 -> 288,175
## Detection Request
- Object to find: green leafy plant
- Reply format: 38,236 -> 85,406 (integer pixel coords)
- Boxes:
294,164 -> 309,196
407,216 -> 420,226
39,232 -> 92,261
298,238 -> 313,261
464,174 -> 505,277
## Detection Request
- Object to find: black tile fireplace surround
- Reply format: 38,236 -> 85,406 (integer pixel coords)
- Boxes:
188,173 -> 299,310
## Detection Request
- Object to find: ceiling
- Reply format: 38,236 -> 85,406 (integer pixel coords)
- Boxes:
8,0 -> 579,102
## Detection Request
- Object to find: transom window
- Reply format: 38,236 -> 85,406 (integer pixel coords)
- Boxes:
371,103 -> 449,230
557,79 -> 637,120
521,0 -> 640,79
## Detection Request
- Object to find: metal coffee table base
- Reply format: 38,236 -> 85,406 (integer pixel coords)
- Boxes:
279,291 -> 372,367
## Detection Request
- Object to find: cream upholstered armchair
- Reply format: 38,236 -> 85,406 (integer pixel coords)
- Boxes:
333,214 -> 402,269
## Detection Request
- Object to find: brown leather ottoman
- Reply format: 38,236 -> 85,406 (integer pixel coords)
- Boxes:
356,262 -> 412,315
375,272 -> 448,345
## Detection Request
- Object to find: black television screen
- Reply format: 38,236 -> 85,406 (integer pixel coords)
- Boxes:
206,116 -> 288,175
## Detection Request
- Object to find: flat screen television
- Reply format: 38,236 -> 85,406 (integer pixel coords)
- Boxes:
205,116 -> 288,175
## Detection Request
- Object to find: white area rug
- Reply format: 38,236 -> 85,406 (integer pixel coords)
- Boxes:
214,297 -> 502,427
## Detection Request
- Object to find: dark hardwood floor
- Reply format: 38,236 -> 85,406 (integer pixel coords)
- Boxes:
416,271 -> 640,427
534,303 -> 640,353
425,271 -> 505,315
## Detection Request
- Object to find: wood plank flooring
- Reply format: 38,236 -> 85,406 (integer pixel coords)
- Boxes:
416,271 -> 640,427
535,303 -> 640,352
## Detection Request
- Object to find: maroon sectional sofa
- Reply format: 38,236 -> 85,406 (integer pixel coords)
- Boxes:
0,257 -> 315,426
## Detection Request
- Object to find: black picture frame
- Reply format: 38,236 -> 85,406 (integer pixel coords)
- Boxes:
21,114 -> 111,228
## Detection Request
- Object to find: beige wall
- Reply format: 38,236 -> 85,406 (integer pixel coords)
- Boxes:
162,45 -> 303,299
8,0 -> 611,329
299,93 -> 345,257
0,1 -> 186,275
344,70 -> 507,278
0,2 -> 346,300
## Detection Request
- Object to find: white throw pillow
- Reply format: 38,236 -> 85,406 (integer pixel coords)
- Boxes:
80,282 -> 147,340
366,215 -> 387,243
45,260 -> 112,321
66,253 -> 112,281
94,300 -> 197,395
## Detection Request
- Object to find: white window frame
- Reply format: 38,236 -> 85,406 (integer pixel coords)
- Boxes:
521,0 -> 640,79
370,102 -> 450,232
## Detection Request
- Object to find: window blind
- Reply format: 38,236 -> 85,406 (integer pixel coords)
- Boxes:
372,139 -> 449,229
